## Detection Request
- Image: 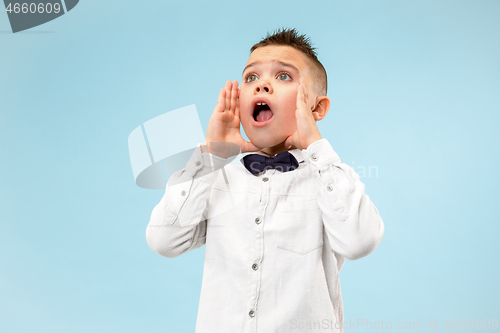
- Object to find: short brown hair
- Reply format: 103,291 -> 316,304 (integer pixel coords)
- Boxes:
250,28 -> 327,96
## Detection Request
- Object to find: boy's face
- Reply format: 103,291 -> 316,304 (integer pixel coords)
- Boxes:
239,45 -> 317,152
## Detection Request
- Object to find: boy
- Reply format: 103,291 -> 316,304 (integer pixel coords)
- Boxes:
146,28 -> 384,333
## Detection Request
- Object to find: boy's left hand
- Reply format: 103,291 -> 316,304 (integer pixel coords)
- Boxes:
284,78 -> 323,150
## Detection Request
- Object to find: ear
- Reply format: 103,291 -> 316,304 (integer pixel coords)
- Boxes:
311,96 -> 330,121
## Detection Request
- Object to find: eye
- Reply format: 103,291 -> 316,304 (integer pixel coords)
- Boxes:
277,72 -> 292,81
245,74 -> 258,83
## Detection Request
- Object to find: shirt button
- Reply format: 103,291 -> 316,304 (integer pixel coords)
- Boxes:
327,185 -> 333,192
311,154 -> 318,162
255,217 -> 261,224
262,177 -> 269,182
195,161 -> 201,167
252,263 -> 259,271
249,310 -> 255,318
181,190 -> 186,196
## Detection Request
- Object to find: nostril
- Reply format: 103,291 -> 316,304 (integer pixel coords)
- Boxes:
256,87 -> 260,92
264,87 -> 269,92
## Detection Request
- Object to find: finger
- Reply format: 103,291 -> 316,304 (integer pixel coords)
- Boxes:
230,80 -> 238,112
216,88 -> 226,112
300,78 -> 308,104
296,82 -> 306,109
234,96 -> 240,119
224,80 -> 232,111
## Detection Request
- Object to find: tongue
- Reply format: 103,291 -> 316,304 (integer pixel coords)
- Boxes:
256,110 -> 273,122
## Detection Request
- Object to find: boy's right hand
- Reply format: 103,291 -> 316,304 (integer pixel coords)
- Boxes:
202,80 -> 260,158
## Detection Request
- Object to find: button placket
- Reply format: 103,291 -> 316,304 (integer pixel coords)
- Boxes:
248,172 -> 269,324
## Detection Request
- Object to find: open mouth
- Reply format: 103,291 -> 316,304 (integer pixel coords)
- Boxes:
253,102 -> 274,122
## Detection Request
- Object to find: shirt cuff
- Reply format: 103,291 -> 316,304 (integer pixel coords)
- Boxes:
302,138 -> 341,169
184,143 -> 228,179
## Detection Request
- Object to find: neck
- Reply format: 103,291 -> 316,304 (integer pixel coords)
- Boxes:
259,141 -> 297,157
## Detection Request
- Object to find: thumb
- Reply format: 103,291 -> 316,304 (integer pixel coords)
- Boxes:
242,140 -> 261,153
284,135 -> 295,150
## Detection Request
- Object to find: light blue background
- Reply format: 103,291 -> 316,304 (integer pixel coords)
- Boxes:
1,0 -> 499,332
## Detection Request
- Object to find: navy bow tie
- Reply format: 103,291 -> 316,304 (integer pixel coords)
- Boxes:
242,151 -> 299,175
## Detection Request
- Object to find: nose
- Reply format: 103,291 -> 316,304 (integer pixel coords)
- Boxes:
255,80 -> 273,94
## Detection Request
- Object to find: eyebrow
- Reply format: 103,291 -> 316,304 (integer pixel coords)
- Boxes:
242,60 -> 300,75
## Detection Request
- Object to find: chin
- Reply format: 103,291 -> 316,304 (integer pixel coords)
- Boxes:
249,137 -> 285,150
243,123 -> 288,149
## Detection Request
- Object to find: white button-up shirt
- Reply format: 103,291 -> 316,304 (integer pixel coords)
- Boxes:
146,138 -> 384,333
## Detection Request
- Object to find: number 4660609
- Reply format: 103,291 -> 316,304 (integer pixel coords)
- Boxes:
444,319 -> 498,329
5,2 -> 62,14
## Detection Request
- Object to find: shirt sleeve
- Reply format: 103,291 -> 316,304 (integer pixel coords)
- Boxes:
303,138 -> 384,260
146,144 -> 227,258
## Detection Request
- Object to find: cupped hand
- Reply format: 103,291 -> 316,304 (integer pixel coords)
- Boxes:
283,78 -> 323,150
203,80 -> 260,158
